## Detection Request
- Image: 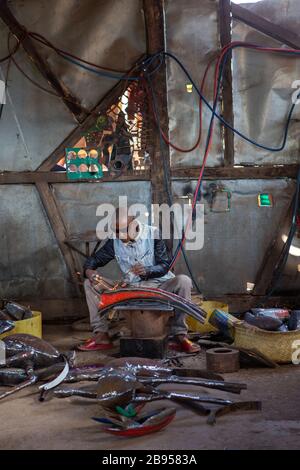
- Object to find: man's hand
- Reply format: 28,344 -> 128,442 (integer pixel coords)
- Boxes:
86,269 -> 99,282
131,263 -> 147,277
113,280 -> 129,290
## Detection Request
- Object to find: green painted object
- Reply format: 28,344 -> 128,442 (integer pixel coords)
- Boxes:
66,147 -> 103,180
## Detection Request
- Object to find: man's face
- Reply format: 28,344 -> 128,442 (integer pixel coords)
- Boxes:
114,222 -> 131,243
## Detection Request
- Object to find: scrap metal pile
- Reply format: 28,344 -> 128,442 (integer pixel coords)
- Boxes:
0,334 -> 67,400
0,293 -> 265,436
0,334 -> 261,436
244,308 -> 300,332
0,301 -> 34,335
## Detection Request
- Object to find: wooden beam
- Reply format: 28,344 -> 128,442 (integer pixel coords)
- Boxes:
35,182 -> 82,296
36,66 -> 140,171
1,165 -> 299,184
16,293 -> 300,322
0,170 -> 150,184
231,3 -> 300,49
0,0 -> 86,121
143,0 -> 171,206
253,199 -> 294,295
171,165 -> 299,180
211,293 -> 300,313
219,0 -> 234,167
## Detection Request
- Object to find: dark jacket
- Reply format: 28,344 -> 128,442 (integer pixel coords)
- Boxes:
83,235 -> 171,281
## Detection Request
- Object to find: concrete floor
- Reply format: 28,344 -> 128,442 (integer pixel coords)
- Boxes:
1,324 -> 300,450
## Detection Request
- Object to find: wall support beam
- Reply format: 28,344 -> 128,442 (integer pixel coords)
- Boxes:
0,0 -> 85,121
171,165 -> 300,180
143,0 -> 171,207
253,200 -> 294,295
232,3 -> 300,49
1,166 -> 299,184
36,62 -> 142,171
219,0 -> 234,167
36,182 -> 82,296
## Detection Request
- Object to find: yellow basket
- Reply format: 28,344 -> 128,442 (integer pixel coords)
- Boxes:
234,324 -> 300,364
187,300 -> 229,334
0,311 -> 42,340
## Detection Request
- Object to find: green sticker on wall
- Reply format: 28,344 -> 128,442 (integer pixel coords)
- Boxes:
66,147 -> 103,180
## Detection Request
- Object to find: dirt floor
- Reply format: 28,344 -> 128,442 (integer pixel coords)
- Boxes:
1,324 -> 300,450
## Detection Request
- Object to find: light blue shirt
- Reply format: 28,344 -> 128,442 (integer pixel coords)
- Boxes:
113,224 -> 174,285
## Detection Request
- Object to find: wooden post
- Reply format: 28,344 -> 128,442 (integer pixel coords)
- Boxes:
36,182 -> 82,296
37,59 -> 143,171
143,0 -> 172,207
219,0 -> 234,167
253,200 -> 294,296
143,0 -> 173,253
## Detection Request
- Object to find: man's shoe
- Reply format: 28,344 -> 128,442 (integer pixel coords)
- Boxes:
168,336 -> 200,354
77,339 -> 114,351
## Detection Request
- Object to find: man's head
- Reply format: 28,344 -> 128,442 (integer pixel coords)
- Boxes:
110,207 -> 139,243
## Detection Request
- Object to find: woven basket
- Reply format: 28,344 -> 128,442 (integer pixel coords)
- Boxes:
234,324 -> 300,363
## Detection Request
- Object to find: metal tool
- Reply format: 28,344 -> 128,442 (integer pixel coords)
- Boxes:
133,390 -> 233,407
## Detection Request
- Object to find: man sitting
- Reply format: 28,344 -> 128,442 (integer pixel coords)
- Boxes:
78,208 -> 200,354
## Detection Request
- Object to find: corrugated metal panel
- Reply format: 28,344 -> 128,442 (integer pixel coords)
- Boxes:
232,0 -> 300,165
53,181 -> 152,280
165,0 -> 223,168
0,44 -> 77,171
172,178 -> 295,296
0,185 -> 74,298
8,0 -> 146,110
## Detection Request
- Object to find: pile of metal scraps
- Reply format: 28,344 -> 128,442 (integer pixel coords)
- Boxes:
52,357 -> 261,435
0,334 -> 68,400
244,308 -> 300,332
0,335 -> 261,436
0,301 -> 34,334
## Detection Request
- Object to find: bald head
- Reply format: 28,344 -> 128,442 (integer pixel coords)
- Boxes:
111,207 -> 138,242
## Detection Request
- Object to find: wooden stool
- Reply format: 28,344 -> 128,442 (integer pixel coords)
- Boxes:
115,303 -> 174,359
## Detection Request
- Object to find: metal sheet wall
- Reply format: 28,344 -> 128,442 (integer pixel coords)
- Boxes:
53,181 -> 152,281
9,0 -> 146,110
232,0 -> 300,165
0,185 -> 74,299
172,178 -> 295,296
0,181 -> 152,298
165,0 -> 223,168
0,44 -> 78,171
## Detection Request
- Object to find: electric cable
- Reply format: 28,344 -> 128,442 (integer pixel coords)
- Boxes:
12,28 -> 300,151
158,45 -> 300,152
159,57 -> 216,153
147,44 -> 227,271
146,71 -> 203,294
28,31 -> 129,74
12,30 -> 300,153
59,53 -> 141,81
6,33 -> 142,121
0,34 -> 21,63
146,45 -> 300,269
4,28 -> 300,280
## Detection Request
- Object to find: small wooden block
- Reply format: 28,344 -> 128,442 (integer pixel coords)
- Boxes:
123,309 -> 173,338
